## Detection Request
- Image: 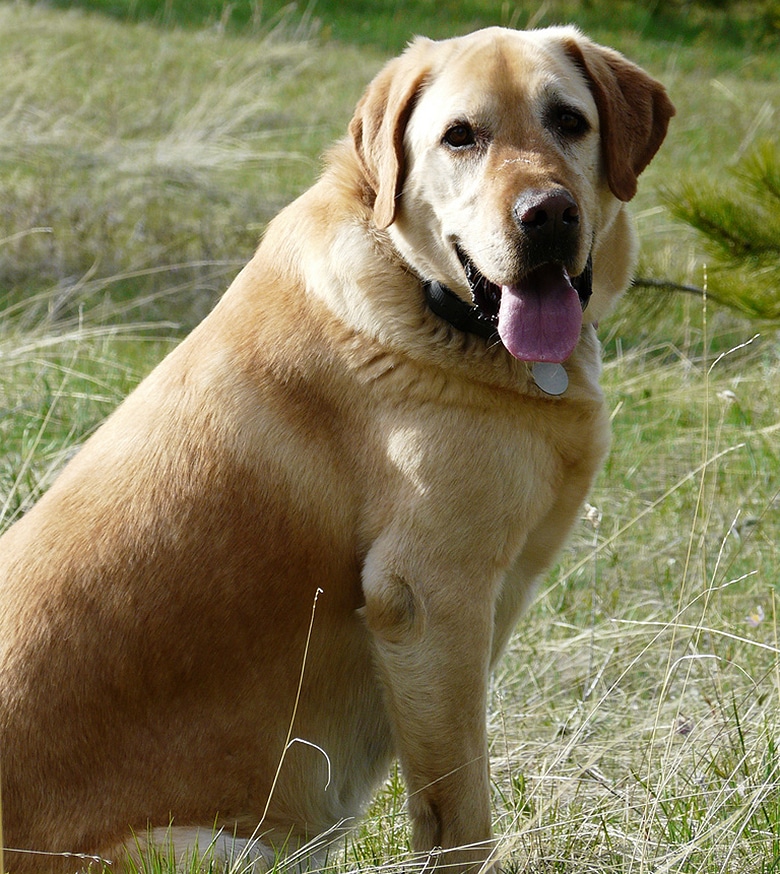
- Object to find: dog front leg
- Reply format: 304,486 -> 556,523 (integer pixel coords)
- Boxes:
362,540 -> 498,872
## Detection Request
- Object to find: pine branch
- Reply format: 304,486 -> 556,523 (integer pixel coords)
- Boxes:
632,277 -> 706,297
662,139 -> 780,321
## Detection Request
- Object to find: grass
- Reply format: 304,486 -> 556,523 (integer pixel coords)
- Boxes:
496,304 -> 780,871
1,1 -> 779,872
41,0 -> 780,55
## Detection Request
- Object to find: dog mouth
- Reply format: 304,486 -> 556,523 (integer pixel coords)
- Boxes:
455,246 -> 593,363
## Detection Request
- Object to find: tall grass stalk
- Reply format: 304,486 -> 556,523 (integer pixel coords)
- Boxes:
0,756 -> 4,874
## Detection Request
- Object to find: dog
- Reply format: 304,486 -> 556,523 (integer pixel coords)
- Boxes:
0,25 -> 673,873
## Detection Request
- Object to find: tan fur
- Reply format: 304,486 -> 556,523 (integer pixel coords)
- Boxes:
0,27 -> 673,873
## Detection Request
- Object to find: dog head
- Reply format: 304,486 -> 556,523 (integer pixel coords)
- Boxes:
350,27 -> 674,362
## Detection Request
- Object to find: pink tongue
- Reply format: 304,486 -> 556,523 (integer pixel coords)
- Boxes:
497,264 -> 583,362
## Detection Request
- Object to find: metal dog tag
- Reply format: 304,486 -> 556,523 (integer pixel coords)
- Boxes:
532,362 -> 568,396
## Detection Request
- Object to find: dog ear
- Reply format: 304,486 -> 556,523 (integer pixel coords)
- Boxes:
564,36 -> 675,202
349,40 -> 432,229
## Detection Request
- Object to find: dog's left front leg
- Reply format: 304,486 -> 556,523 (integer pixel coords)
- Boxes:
362,536 -> 499,873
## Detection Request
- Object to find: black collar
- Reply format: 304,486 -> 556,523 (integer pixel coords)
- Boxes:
422,280 -> 499,342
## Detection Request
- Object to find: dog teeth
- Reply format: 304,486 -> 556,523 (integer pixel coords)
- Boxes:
464,261 -> 501,321
479,281 -> 501,321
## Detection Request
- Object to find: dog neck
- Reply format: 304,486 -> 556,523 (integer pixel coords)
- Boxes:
422,278 -> 598,397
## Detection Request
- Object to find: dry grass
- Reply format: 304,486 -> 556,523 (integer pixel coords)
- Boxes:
0,3 -> 376,328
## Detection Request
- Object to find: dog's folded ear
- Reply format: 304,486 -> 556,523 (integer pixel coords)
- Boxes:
564,36 -> 676,202
349,40 -> 433,230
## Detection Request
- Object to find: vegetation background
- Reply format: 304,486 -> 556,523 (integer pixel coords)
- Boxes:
1,0 -> 779,871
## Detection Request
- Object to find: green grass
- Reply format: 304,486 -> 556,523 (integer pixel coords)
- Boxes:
40,0 -> 780,55
1,1 -> 779,872
497,301 -> 780,871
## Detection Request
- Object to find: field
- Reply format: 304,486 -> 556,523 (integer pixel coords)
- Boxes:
1,1 -> 779,872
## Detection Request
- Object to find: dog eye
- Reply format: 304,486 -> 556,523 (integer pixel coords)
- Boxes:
443,123 -> 476,149
554,108 -> 589,137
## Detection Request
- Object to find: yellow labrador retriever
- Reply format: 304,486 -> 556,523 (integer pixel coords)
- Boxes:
0,26 -> 673,873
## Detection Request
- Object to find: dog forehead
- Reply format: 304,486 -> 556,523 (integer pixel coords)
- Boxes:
414,27 -> 594,128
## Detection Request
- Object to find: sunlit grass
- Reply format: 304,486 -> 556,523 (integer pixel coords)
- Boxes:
489,295 -> 780,873
0,3 -> 377,329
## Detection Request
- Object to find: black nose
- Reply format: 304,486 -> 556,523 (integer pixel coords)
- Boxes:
513,187 -> 580,263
